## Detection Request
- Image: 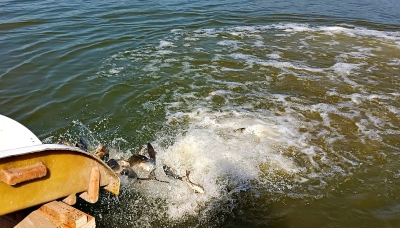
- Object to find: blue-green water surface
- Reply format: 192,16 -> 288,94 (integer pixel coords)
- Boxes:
1,0 -> 400,227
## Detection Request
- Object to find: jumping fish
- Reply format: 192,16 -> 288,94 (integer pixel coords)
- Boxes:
128,142 -> 156,172
183,170 -> 205,194
106,158 -> 137,179
94,143 -> 109,161
57,138 -> 73,147
143,142 -> 156,171
56,138 -> 88,151
75,138 -> 88,151
162,165 -> 205,194
106,158 -> 161,181
102,142 -> 168,183
127,154 -> 149,165
163,165 -> 182,180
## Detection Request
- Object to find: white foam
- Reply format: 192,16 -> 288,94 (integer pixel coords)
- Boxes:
217,40 -> 237,46
254,40 -> 264,47
229,53 -> 254,60
120,109 -> 309,218
212,54 -> 223,61
267,23 -> 400,41
387,105 -> 399,115
171,29 -> 183,33
366,112 -> 382,127
220,67 -> 244,71
267,52 -> 281,59
194,47 -> 205,52
193,28 -> 218,37
157,50 -> 175,55
388,58 -> 400,65
273,23 -> 314,32
142,64 -> 160,72
164,58 -> 178,63
257,60 -> 324,73
217,40 -> 240,50
184,37 -> 199,41
109,68 -> 121,74
158,40 -> 174,48
330,62 -> 360,75
350,93 -> 363,105
231,26 -> 258,32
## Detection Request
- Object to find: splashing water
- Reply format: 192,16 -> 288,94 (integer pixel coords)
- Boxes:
42,23 -> 400,227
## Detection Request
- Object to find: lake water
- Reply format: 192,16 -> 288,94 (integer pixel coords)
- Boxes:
1,0 -> 400,227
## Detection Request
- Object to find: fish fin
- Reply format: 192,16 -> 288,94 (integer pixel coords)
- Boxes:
147,142 -> 156,160
149,170 -> 156,179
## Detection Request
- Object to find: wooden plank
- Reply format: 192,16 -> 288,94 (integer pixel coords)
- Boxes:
39,201 -> 87,228
79,167 -> 100,203
0,162 -> 47,185
15,210 -> 66,228
15,201 -> 96,228
80,214 -> 95,228
62,194 -> 77,205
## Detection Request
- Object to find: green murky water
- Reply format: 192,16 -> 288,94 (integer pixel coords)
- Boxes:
1,0 -> 400,227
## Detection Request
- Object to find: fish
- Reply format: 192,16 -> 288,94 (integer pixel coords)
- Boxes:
127,154 -> 149,165
163,165 -> 183,180
234,127 -> 246,133
104,142 -> 167,182
183,170 -> 205,194
94,143 -> 109,161
128,154 -> 155,172
120,167 -> 138,179
106,158 -> 129,173
132,143 -> 170,183
56,138 -> 88,151
106,158 -> 137,179
75,138 -> 88,151
127,143 -> 156,172
162,166 -> 205,194
57,139 -> 73,147
138,161 -> 155,172
136,169 -> 169,183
